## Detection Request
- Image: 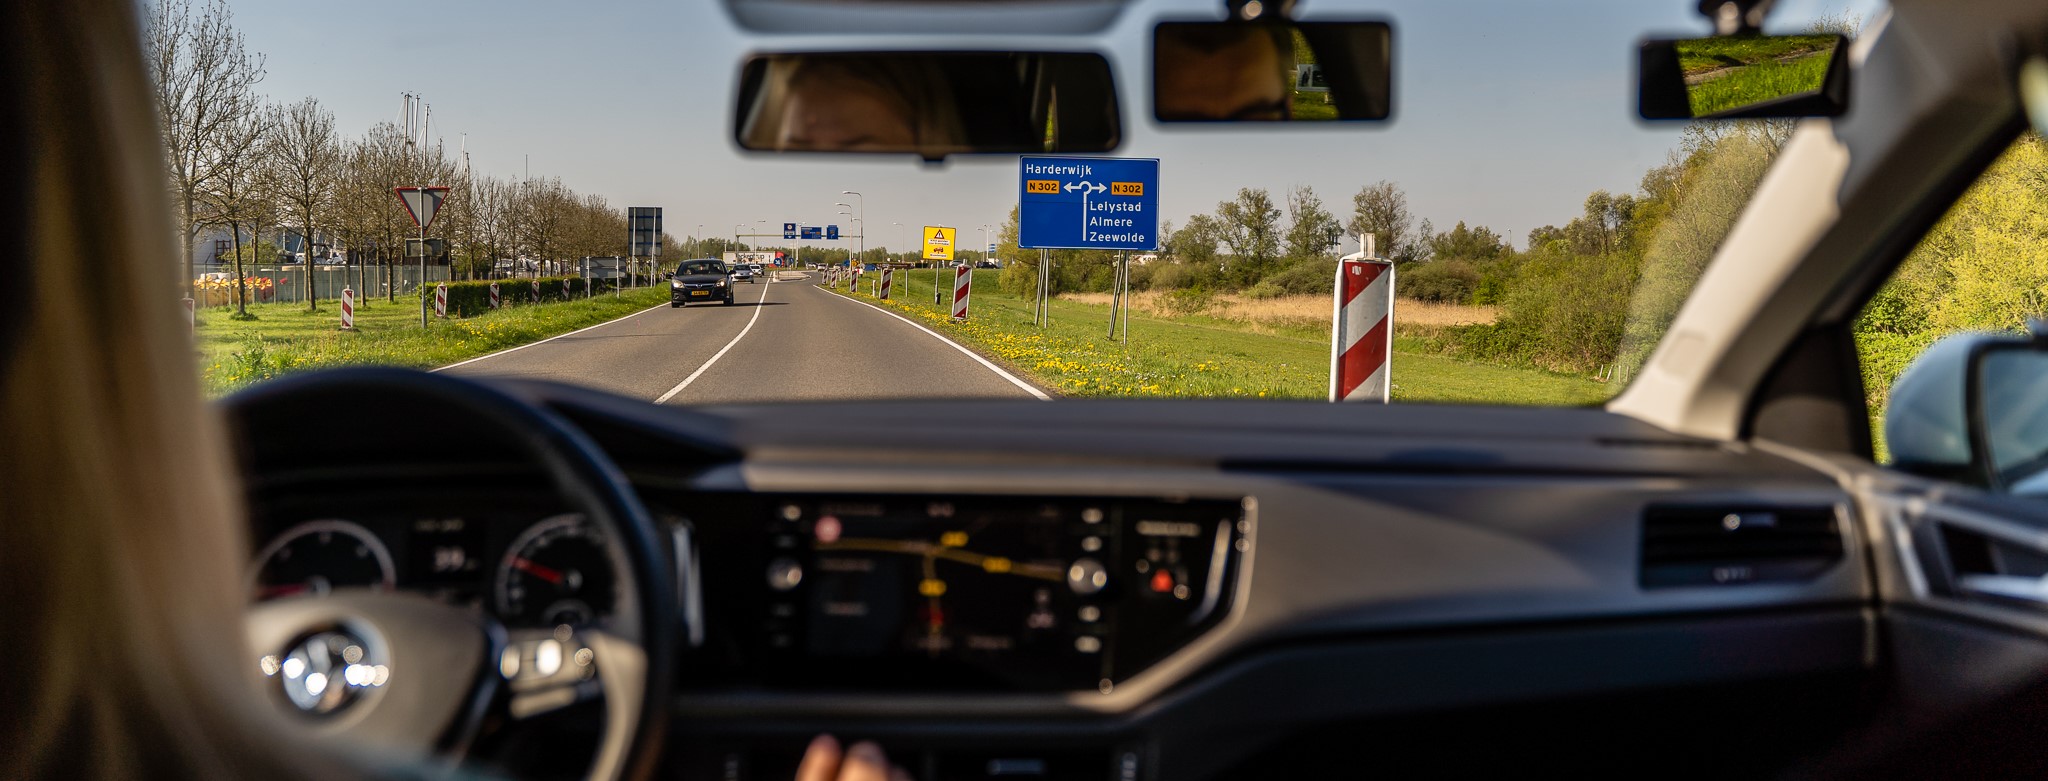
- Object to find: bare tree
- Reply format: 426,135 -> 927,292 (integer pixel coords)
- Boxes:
262,97 -> 343,311
145,0 -> 265,302
1347,181 -> 1416,262
199,108 -> 269,317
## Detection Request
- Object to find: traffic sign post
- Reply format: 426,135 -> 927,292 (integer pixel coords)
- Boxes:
924,226 -> 954,303
393,185 -> 449,328
628,207 -> 663,291
1018,157 -> 1159,251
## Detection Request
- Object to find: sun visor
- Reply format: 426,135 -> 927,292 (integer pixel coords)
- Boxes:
721,0 -> 1130,36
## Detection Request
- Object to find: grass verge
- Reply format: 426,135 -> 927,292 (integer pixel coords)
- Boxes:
196,287 -> 670,395
1687,52 -> 1831,117
827,269 -> 1611,405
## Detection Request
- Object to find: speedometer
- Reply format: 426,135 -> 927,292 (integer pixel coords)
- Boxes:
495,514 -> 615,626
252,520 -> 395,600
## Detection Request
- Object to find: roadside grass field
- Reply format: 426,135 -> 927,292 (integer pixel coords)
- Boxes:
1687,52 -> 1831,116
832,269 -> 1612,406
1675,34 -> 1837,75
195,287 -> 669,395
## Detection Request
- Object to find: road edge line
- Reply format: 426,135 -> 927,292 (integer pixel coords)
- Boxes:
824,289 -> 1053,401
431,299 -> 671,373
653,277 -> 776,404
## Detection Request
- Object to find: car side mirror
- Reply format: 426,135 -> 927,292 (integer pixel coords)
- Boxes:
1637,33 -> 1849,119
1886,329 -> 2048,493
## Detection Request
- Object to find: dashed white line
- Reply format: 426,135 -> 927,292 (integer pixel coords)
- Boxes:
652,277 -> 776,404
823,291 -> 1052,401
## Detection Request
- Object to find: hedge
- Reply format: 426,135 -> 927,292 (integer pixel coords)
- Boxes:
419,276 -> 620,318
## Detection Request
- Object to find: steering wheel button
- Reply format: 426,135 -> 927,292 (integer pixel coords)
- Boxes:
535,639 -> 563,677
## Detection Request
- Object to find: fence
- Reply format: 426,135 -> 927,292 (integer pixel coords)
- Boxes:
192,261 -> 664,308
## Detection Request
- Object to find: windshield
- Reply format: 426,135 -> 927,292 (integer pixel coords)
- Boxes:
170,0 -> 1882,404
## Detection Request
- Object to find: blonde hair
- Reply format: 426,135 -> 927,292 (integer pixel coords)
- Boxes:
0,1 -> 304,777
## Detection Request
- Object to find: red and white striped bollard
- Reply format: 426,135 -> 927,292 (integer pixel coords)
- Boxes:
1330,258 -> 1395,402
488,282 -> 501,309
878,268 -> 892,300
951,265 -> 971,320
340,287 -> 355,330
434,283 -> 448,319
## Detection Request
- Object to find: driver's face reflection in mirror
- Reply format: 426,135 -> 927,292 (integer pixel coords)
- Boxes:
745,58 -> 964,154
1156,25 -> 1291,121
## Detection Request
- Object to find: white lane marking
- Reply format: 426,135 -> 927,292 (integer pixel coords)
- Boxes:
823,290 -> 1052,401
653,277 -> 776,404
432,302 -> 670,373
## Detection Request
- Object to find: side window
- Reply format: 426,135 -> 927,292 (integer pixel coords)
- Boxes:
1858,134 -> 2048,462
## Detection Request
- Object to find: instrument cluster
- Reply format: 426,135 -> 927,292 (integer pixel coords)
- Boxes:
249,510 -> 617,628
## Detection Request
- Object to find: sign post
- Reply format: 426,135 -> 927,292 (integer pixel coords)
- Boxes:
924,226 -> 955,304
628,207 -> 663,293
1018,157 -> 1159,335
392,185 -> 448,328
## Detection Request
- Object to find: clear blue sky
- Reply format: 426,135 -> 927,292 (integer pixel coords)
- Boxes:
227,0 -> 1883,252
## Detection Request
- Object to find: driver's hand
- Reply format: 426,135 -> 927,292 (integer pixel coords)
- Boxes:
796,734 -> 913,781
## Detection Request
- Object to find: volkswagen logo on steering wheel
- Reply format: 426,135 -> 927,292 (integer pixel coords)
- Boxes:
258,627 -> 388,715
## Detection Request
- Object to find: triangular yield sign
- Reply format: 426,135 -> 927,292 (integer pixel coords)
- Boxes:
393,186 -> 450,231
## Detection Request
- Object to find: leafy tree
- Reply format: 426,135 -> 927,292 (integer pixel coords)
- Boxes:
261,97 -> 342,311
1283,185 -> 1342,262
1427,221 -> 1506,263
1347,181 -> 1419,262
1216,188 -> 1282,287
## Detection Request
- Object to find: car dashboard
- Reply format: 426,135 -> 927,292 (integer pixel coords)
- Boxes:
237,380 -> 1874,780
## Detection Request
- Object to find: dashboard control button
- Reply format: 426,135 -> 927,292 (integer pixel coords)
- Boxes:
1081,535 -> 1102,552
1081,507 -> 1104,524
1066,558 -> 1107,595
767,558 -> 803,591
1078,605 -> 1101,623
1075,635 -> 1102,653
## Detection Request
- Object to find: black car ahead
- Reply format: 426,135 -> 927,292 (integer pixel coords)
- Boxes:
668,259 -> 733,307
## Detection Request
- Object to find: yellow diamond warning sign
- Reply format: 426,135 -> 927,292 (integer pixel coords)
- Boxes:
923,226 -> 955,261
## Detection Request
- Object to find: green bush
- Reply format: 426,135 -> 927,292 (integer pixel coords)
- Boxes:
1160,287 -> 1216,317
1401,259 -> 1482,304
422,276 -> 615,318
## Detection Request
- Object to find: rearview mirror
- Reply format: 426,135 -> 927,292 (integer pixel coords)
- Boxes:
1638,34 -> 1849,119
1152,21 -> 1392,122
733,52 -> 1121,161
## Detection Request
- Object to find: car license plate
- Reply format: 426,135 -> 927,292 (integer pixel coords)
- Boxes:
691,290 -> 710,297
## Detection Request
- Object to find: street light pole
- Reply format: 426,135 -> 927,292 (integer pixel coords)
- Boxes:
840,191 -> 863,268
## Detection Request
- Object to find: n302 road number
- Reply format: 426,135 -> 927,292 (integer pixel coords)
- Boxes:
1110,182 -> 1144,196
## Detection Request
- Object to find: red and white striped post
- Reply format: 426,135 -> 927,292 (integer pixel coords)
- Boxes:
878,268 -> 893,300
339,287 -> 355,330
951,265 -> 971,320
434,283 -> 448,319
530,279 -> 541,303
562,278 -> 572,298
488,282 -> 501,309
1330,235 -> 1395,403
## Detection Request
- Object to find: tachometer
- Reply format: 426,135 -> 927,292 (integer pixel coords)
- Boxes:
496,514 -> 615,626
252,520 -> 396,600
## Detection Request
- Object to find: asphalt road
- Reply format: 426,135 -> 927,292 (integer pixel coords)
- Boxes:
439,272 -> 1045,404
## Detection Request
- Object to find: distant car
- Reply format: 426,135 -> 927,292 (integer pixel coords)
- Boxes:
732,264 -> 756,283
976,261 -> 999,269
669,259 -> 733,307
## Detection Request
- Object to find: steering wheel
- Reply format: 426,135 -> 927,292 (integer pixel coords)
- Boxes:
224,368 -> 677,781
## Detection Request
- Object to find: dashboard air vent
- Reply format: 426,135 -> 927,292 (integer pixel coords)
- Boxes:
1640,505 -> 1844,588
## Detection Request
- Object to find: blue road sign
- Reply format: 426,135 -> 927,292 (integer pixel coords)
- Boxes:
782,222 -> 797,240
826,225 -> 840,240
1018,156 -> 1159,251
988,244 -> 997,253
801,226 -> 822,240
